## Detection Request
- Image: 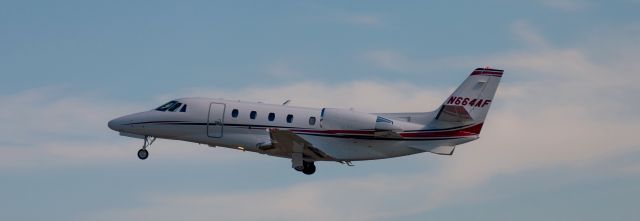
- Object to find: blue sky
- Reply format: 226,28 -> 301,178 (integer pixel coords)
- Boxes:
1,1 -> 640,220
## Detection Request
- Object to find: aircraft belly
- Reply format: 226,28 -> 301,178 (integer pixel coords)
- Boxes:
205,127 -> 270,150
147,124 -> 479,161
298,135 -> 422,161
147,124 -> 206,141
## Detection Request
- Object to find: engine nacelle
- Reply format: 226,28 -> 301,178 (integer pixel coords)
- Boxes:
320,108 -> 402,131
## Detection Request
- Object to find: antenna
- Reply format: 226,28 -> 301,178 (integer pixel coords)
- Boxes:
282,100 -> 291,106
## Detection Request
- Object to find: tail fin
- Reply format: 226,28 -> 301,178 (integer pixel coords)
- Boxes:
432,68 -> 503,130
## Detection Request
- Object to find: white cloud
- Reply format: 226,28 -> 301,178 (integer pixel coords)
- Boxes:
89,173 -> 434,221
511,20 -> 550,49
0,88 -> 248,170
0,87 -> 133,139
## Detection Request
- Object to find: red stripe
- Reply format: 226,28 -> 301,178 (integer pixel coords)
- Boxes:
470,70 -> 503,77
399,123 -> 483,138
291,129 -> 375,135
291,123 -> 484,139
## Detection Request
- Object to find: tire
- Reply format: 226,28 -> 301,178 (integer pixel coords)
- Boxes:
137,149 -> 149,160
302,162 -> 316,175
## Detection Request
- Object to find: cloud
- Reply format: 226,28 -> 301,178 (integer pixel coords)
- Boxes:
0,87 -> 134,140
0,88 -> 249,170
0,88 -> 137,169
510,20 -> 550,49
89,175 -> 417,221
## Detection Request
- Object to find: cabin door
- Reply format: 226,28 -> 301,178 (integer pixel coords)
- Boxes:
207,102 -> 226,138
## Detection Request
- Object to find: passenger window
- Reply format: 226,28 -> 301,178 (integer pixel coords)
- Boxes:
309,117 -> 316,125
168,102 -> 182,112
268,113 -> 275,121
250,111 -> 257,119
180,105 -> 187,112
286,114 -> 293,123
231,109 -> 239,118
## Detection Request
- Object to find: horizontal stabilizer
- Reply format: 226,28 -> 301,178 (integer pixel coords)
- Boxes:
409,145 -> 455,155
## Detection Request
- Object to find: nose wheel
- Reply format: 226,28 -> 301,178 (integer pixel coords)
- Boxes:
137,149 -> 149,160
138,136 -> 156,160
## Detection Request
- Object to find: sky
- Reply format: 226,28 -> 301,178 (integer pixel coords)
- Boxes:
1,0 -> 640,220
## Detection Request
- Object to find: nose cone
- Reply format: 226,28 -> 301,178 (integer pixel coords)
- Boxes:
108,116 -> 126,132
108,111 -> 151,134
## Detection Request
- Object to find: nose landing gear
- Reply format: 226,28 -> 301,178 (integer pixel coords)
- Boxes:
138,136 -> 156,160
137,149 -> 149,160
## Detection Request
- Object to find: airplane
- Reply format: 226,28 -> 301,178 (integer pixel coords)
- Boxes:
108,67 -> 503,175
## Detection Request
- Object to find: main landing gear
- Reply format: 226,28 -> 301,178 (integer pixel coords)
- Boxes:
294,161 -> 316,175
137,136 -> 156,160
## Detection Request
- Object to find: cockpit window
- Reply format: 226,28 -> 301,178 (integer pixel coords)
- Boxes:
155,101 -> 186,112
168,103 -> 182,112
155,101 -> 178,111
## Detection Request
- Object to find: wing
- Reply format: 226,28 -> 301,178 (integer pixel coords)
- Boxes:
263,128 -> 335,161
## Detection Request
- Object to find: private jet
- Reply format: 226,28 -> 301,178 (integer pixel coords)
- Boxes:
108,67 -> 503,175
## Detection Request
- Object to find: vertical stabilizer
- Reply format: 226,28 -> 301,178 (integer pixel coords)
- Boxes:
432,68 -> 503,132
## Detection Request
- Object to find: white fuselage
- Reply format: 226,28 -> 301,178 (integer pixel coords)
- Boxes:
108,68 -> 502,175
108,97 -> 479,161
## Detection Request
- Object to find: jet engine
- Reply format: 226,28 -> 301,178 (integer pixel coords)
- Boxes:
319,108 -> 402,131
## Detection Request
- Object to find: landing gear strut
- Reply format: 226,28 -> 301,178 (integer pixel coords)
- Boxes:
290,141 -> 316,175
138,136 -> 156,160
